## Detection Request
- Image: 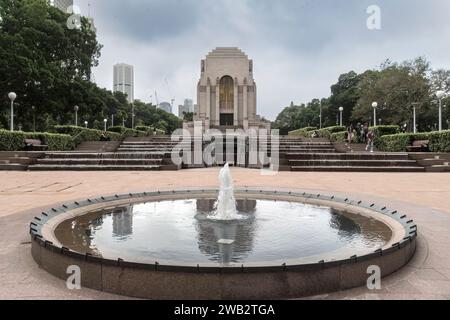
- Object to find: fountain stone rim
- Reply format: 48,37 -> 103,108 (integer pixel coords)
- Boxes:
30,188 -> 417,273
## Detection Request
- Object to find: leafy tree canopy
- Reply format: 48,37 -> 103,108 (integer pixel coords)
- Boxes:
0,0 -> 182,133
274,57 -> 450,133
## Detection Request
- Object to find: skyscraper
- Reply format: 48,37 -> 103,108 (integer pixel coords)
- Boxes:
178,99 -> 195,118
113,63 -> 134,103
158,102 -> 172,114
49,0 -> 73,12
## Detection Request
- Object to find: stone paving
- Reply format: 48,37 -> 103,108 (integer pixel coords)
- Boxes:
1,169 -> 450,300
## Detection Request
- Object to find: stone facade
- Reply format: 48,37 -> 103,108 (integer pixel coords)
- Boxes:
191,47 -> 269,132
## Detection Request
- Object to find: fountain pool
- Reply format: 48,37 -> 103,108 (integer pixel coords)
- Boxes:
30,166 -> 417,299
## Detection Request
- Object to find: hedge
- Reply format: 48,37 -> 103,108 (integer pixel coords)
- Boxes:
307,126 -> 346,139
429,130 -> 450,153
135,126 -> 166,135
288,127 -> 317,136
375,133 -> 430,152
375,132 -> 446,152
54,126 -> 122,146
330,131 -> 358,143
0,130 -> 73,151
107,126 -> 148,137
370,125 -> 400,138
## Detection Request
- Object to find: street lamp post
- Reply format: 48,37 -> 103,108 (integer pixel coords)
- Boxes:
339,107 -> 344,127
103,119 -> 108,132
84,121 -> 88,128
74,105 -> 79,127
31,106 -> 36,132
111,114 -> 114,127
408,73 -> 418,134
372,102 -> 378,127
411,102 -> 420,134
319,100 -> 323,129
436,91 -> 447,132
8,92 -> 17,132
131,103 -> 135,129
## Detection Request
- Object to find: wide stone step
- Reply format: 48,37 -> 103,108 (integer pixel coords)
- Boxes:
291,166 -> 425,172
117,148 -> 174,152
280,150 -> 337,154
0,157 -> 34,165
286,153 -> 410,160
44,152 -> 168,159
119,144 -> 179,148
278,148 -> 336,152
0,164 -> 28,171
416,159 -> 447,166
75,141 -> 121,152
37,158 -> 163,165
29,165 -> 162,171
427,165 -> 450,172
288,160 -> 419,167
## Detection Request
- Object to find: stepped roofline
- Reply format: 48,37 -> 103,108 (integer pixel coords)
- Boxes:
206,47 -> 248,59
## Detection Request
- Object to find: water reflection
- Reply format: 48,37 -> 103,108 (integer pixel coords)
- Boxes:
54,199 -> 392,265
195,200 -> 257,264
112,206 -> 133,240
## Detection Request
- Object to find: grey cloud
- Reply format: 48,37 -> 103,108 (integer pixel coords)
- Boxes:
76,0 -> 450,120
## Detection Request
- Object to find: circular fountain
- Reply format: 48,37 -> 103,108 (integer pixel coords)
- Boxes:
30,164 -> 417,299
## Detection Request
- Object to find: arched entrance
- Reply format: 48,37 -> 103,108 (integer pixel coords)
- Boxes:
219,76 -> 234,126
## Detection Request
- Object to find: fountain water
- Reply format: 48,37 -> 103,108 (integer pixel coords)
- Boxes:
214,163 -> 240,221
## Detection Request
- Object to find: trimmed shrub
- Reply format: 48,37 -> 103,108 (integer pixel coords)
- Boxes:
0,130 -> 73,151
330,131 -> 358,143
370,125 -> 400,138
35,133 -> 74,151
288,127 -> 317,136
308,126 -> 346,139
54,126 -> 122,145
376,133 -> 430,152
429,130 -> 450,153
106,126 -> 128,134
107,126 -> 147,137
0,130 -> 27,151
376,131 -> 450,152
135,126 -> 166,135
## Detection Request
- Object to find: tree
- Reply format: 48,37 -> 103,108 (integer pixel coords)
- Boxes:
275,57 -> 449,132
328,71 -> 361,125
352,57 -> 431,129
183,112 -> 194,122
0,0 -> 101,131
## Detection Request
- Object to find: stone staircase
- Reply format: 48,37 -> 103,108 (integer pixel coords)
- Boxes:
409,153 -> 450,172
75,141 -> 122,153
280,138 -> 425,172
0,152 -> 46,171
2,135 -> 435,172
29,137 -> 180,171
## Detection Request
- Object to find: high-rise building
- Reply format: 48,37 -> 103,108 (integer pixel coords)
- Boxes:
178,99 -> 195,118
158,102 -> 172,114
49,0 -> 73,12
113,63 -> 134,103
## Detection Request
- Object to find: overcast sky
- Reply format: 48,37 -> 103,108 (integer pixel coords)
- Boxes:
75,0 -> 450,120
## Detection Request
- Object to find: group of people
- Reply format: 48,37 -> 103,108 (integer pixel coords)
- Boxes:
346,122 -> 375,153
100,132 -> 111,142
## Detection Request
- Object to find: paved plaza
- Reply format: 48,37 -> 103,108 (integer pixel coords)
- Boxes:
1,170 -> 450,299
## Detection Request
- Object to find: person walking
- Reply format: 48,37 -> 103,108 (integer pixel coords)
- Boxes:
366,129 -> 375,153
347,124 -> 354,143
362,122 -> 369,144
